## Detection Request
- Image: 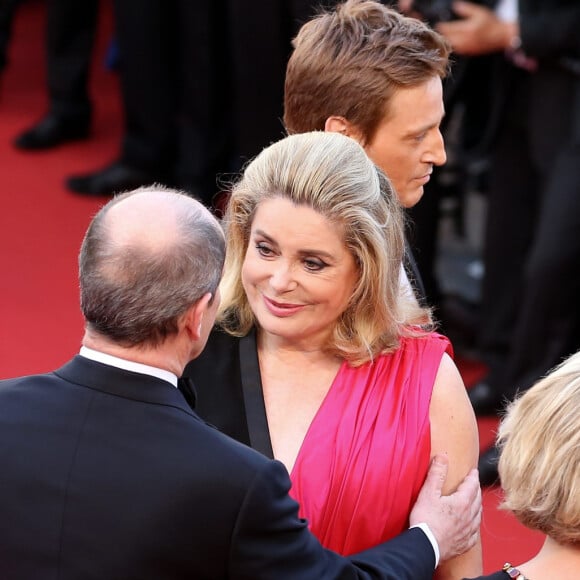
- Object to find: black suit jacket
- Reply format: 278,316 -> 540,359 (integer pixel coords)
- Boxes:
0,356 -> 435,579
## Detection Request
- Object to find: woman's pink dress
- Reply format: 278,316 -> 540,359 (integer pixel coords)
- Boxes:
290,333 -> 452,555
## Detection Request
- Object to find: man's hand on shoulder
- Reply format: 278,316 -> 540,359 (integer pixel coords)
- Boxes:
410,454 -> 481,562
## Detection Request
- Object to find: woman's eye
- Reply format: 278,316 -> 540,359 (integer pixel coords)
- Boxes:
256,242 -> 274,257
304,258 -> 326,272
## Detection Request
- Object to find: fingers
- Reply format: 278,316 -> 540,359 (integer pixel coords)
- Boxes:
458,526 -> 481,554
435,468 -> 481,561
466,523 -> 482,552
456,468 -> 480,498
455,469 -> 482,527
410,457 -> 482,561
459,480 -> 482,554
408,456 -> 449,528
420,453 -> 449,500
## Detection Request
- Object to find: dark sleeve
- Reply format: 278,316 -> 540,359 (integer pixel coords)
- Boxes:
230,460 -> 436,580
520,4 -> 580,61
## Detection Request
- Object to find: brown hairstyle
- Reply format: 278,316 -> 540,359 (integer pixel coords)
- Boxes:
284,0 -> 451,144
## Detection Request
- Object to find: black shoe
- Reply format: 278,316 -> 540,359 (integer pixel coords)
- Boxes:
468,381 -> 503,416
478,444 -> 500,487
66,162 -> 161,196
14,114 -> 90,150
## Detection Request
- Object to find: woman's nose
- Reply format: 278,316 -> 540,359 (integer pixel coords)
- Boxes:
269,262 -> 297,292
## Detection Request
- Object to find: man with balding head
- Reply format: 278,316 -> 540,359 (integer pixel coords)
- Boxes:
0,187 -> 481,579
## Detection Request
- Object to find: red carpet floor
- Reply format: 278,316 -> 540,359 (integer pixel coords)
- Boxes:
0,0 -> 543,574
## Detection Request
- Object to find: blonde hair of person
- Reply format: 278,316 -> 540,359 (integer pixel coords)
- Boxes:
218,131 -> 431,366
498,349 -> 580,544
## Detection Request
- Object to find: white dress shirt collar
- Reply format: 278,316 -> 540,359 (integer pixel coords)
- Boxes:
79,346 -> 178,387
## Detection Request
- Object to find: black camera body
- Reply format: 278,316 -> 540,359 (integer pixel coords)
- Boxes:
411,0 -> 456,25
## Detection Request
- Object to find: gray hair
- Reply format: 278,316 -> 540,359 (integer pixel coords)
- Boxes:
79,186 -> 225,347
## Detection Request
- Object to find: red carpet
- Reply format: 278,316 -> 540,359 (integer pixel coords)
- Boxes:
0,0 -> 543,573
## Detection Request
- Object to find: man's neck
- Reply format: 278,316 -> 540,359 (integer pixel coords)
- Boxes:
82,330 -> 186,377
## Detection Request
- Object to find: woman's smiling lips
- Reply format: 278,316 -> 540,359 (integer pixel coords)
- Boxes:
262,295 -> 306,317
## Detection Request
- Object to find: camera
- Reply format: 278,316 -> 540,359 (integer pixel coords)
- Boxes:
411,0 -> 456,25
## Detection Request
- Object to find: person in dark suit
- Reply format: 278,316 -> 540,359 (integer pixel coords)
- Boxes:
13,0 -> 99,149
66,0 -> 230,203
437,0 -> 580,485
65,0 -> 326,205
0,186 -> 481,579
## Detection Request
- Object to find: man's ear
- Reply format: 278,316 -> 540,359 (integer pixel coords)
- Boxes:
183,292 -> 212,340
325,115 -> 358,138
326,116 -> 366,147
325,115 -> 348,135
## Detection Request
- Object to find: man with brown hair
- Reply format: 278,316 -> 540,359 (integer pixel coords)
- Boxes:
285,0 -> 450,210
284,0 -> 451,301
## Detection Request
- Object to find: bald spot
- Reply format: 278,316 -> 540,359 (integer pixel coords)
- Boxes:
104,190 -> 209,255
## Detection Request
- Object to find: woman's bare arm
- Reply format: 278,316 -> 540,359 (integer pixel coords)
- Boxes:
429,353 -> 482,579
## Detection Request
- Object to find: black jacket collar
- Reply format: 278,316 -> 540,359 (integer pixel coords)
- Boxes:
54,355 -> 197,418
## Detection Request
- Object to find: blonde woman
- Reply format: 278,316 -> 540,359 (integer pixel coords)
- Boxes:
466,349 -> 580,580
185,131 -> 481,579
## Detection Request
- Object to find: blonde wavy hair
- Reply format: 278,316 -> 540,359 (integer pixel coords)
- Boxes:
498,349 -> 580,544
217,131 -> 431,365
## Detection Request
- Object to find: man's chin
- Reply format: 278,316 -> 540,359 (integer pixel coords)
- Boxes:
400,186 -> 424,208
